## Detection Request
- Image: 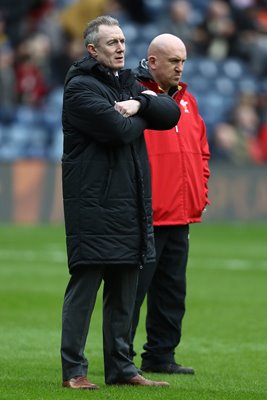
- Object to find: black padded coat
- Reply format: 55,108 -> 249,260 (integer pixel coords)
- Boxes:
62,55 -> 180,273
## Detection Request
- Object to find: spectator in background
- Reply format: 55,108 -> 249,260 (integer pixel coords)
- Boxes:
51,36 -> 85,86
27,33 -> 54,86
116,0 -> 151,23
159,0 -> 196,54
231,3 -> 267,77
212,99 -> 260,164
212,122 -> 241,162
130,34 -> 210,374
0,11 -> 9,47
0,0 -> 266,163
0,11 -> 16,123
34,0 -> 66,56
0,1 -> 37,45
250,122 -> 267,163
60,15 -> 180,389
58,0 -> 115,40
15,36 -> 49,107
58,0 -> 151,42
0,44 -> 16,123
193,0 -> 237,60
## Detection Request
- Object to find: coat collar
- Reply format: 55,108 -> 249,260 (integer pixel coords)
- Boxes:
65,55 -> 135,88
134,58 -> 188,100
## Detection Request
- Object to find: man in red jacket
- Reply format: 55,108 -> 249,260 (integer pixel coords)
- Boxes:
130,34 -> 210,374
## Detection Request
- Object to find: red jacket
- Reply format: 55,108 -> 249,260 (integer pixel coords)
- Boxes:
139,77 -> 210,225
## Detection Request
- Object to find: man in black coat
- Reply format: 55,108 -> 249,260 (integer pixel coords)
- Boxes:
60,15 -> 180,389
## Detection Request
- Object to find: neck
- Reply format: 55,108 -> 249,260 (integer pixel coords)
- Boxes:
150,72 -> 169,93
157,83 -> 170,93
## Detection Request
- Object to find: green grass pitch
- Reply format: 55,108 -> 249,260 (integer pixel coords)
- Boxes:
0,223 -> 266,399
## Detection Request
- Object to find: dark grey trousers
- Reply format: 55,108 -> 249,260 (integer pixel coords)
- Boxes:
131,225 -> 189,364
61,264 -> 140,384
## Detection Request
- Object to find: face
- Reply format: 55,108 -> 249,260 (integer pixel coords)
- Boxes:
87,24 -> 125,72
149,43 -> 187,92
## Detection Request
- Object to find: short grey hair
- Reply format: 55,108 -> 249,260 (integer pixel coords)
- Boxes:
83,15 -> 120,47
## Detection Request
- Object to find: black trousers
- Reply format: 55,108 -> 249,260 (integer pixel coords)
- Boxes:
131,225 -> 189,364
61,265 -> 140,384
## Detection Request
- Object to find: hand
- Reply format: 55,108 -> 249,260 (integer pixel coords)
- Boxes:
114,99 -> 141,118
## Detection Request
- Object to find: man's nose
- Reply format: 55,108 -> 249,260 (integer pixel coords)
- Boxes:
117,42 -> 125,51
176,62 -> 183,71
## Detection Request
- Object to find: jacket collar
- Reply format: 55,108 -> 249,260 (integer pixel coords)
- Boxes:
134,58 -> 188,100
65,55 -> 135,88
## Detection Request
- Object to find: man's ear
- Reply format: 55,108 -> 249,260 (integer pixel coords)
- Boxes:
148,55 -> 156,70
87,44 -> 97,57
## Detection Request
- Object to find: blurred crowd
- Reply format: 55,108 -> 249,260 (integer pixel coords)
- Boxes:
0,0 -> 267,163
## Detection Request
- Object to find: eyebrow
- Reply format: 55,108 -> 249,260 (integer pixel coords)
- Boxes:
107,37 -> 125,44
169,57 -> 187,62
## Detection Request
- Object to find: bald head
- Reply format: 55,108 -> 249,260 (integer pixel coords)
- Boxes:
148,34 -> 186,58
147,34 -> 187,92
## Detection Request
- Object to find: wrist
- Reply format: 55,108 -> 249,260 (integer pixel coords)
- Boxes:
133,94 -> 149,113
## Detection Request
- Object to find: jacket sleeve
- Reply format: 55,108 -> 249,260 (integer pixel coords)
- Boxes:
134,93 -> 181,130
64,77 -> 148,145
200,116 -> 211,206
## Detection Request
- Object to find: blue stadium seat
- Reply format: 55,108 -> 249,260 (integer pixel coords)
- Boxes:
189,75 -> 211,94
132,41 -> 149,59
215,76 -> 237,96
220,58 -> 247,80
261,77 -> 267,93
197,58 -> 219,78
196,91 -> 233,126
143,0 -> 168,19
48,126 -> 63,161
0,124 -> 3,144
125,54 -> 139,69
238,76 -> 260,94
120,23 -> 139,43
139,23 -> 161,42
0,123 -> 29,160
189,0 -> 212,13
182,59 -> 198,81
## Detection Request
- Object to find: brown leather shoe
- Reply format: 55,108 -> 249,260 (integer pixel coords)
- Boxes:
63,376 -> 99,390
119,374 -> 169,387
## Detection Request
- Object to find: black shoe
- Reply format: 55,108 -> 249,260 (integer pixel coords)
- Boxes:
141,362 -> 195,375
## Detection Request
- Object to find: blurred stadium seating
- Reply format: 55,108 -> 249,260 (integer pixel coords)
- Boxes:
0,0 -> 266,162
1,55 -> 259,158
